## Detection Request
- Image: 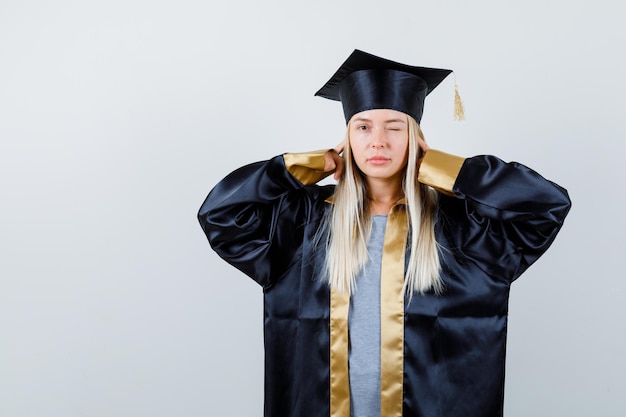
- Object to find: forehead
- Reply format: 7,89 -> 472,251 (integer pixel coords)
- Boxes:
350,108 -> 408,123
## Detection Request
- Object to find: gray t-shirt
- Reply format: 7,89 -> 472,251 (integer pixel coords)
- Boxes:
349,215 -> 386,417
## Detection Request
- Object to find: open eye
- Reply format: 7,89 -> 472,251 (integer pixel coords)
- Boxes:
357,125 -> 368,131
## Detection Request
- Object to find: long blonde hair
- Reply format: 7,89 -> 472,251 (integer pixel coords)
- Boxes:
324,115 -> 443,297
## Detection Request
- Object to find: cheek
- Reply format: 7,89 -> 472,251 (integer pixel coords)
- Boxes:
402,143 -> 409,161
348,138 -> 364,160
392,137 -> 409,159
348,146 -> 367,173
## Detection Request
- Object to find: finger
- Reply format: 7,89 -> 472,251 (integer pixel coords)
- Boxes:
334,140 -> 345,155
323,150 -> 337,172
417,137 -> 429,154
334,157 -> 344,180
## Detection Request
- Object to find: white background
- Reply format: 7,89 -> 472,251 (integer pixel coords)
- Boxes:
1,1 -> 624,416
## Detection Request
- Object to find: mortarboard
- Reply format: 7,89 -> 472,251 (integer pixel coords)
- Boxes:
315,49 -> 463,123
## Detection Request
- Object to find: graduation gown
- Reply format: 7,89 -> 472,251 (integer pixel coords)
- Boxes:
198,149 -> 571,417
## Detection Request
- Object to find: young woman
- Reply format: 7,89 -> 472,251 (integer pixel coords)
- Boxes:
198,50 -> 571,417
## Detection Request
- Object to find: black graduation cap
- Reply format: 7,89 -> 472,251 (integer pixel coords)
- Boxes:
315,49 -> 460,123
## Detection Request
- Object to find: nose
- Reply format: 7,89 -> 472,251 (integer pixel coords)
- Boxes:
371,129 -> 386,149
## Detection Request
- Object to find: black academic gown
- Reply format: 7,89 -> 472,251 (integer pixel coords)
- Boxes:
198,150 -> 571,417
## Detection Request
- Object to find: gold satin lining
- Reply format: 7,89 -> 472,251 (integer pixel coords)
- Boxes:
330,288 -> 350,417
418,149 -> 465,197
330,202 -> 409,417
380,204 -> 409,417
283,151 -> 332,186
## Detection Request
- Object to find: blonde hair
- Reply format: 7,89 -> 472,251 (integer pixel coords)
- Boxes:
324,115 -> 442,298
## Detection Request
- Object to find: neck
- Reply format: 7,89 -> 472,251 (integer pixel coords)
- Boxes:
366,177 -> 404,215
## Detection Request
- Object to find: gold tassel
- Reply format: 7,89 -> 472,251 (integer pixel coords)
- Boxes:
453,73 -> 465,121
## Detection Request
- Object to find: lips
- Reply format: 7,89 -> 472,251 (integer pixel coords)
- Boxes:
367,156 -> 390,165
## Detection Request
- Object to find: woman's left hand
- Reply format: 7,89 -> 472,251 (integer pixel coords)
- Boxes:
417,135 -> 428,168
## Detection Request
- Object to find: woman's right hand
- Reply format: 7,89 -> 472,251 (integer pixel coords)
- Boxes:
324,140 -> 345,180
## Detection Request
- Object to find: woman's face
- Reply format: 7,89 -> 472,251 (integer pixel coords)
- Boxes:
348,109 -> 409,183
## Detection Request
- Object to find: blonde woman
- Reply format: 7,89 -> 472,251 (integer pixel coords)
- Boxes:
198,50 -> 571,417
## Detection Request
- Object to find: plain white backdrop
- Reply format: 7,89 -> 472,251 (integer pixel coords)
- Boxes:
1,1 -> 624,416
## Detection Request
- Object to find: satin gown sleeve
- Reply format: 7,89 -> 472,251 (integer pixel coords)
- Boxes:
419,149 -> 572,282
197,151 -> 333,289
